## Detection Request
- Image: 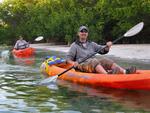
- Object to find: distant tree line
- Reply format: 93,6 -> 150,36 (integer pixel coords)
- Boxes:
0,0 -> 150,45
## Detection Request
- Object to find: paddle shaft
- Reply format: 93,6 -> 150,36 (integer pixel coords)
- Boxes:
57,35 -> 124,77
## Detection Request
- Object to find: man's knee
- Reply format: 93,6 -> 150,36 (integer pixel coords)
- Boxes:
98,58 -> 114,70
95,64 -> 107,74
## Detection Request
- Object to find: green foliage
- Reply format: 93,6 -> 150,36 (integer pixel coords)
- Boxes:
0,0 -> 150,45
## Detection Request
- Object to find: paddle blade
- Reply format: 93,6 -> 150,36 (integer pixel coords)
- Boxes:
39,75 -> 58,85
124,22 -> 144,37
35,36 -> 44,41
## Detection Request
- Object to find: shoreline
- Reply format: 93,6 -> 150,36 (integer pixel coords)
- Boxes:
30,43 -> 150,60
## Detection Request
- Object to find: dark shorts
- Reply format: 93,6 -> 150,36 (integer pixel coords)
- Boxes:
76,58 -> 114,73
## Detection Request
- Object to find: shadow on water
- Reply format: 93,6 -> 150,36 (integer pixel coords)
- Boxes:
0,48 -> 150,112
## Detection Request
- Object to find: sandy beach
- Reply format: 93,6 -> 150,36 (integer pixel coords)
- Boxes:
31,43 -> 150,61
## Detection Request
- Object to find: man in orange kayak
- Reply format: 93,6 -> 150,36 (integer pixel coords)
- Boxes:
66,25 -> 136,74
14,36 -> 29,50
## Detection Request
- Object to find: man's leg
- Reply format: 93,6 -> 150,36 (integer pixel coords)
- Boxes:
111,63 -> 125,74
97,58 -> 126,74
111,63 -> 136,74
95,64 -> 108,74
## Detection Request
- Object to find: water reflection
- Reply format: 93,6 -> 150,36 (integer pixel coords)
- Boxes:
0,64 -> 42,112
13,57 -> 35,66
57,80 -> 150,111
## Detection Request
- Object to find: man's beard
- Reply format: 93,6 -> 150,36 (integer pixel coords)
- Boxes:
80,37 -> 87,42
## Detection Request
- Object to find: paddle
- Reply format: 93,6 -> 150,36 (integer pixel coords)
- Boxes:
35,36 -> 44,41
39,22 -> 144,85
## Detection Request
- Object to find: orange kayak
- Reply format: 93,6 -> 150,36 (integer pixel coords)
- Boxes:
12,47 -> 35,58
41,61 -> 150,91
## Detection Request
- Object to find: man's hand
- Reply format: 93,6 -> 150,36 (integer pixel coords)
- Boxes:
66,60 -> 79,67
101,41 -> 112,53
73,62 -> 79,67
106,41 -> 112,48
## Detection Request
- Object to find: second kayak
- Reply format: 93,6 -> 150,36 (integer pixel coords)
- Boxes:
12,47 -> 35,58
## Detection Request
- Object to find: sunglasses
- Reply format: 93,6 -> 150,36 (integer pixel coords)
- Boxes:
80,29 -> 88,33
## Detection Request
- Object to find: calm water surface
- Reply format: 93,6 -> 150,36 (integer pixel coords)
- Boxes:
0,47 -> 150,113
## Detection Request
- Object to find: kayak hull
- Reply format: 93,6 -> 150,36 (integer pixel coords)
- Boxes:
40,62 -> 150,91
12,47 -> 35,58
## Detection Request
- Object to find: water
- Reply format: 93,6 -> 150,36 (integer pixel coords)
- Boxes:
0,47 -> 150,113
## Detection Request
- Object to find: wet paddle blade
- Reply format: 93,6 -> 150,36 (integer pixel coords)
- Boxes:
35,36 -> 44,41
39,75 -> 58,85
124,22 -> 144,37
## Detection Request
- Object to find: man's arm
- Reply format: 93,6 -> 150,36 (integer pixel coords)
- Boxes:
93,41 -> 112,55
14,41 -> 19,49
66,43 -> 78,67
99,41 -> 112,54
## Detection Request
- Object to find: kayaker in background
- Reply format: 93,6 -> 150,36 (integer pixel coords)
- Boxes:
14,36 -> 29,50
66,25 -> 136,74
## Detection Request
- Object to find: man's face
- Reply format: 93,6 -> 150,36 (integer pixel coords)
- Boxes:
19,36 -> 23,40
78,29 -> 88,41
